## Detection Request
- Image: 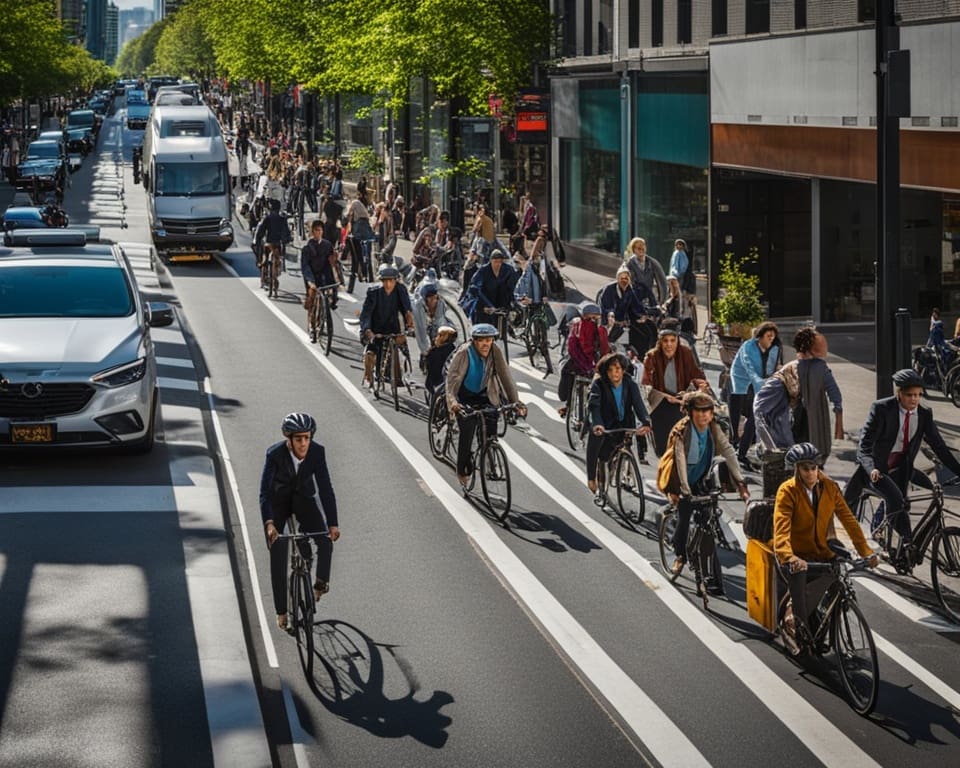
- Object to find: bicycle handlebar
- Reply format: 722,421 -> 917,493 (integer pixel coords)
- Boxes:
595,427 -> 643,435
274,531 -> 331,541
460,402 -> 522,418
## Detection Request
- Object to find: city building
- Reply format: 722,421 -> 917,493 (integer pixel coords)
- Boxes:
57,0 -> 87,45
549,0 -> 960,324
105,2 -> 118,65
119,6 -> 155,48
85,0 -> 107,61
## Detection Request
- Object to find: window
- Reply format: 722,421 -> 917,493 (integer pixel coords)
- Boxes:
745,0 -> 770,34
562,0 -> 577,56
795,0 -> 806,29
678,0 -> 692,44
858,0 -> 876,22
599,0 -> 613,54
156,162 -> 227,196
712,0 -> 727,36
584,0 -> 593,55
628,0 -> 639,48
652,0 -> 663,47
0,265 -> 133,318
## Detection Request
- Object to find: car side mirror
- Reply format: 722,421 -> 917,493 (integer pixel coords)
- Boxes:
146,302 -> 175,328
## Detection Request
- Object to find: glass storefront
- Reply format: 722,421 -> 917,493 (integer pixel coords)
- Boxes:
559,80 -> 621,253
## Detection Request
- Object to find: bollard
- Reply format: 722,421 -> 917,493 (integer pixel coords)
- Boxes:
894,307 -> 912,371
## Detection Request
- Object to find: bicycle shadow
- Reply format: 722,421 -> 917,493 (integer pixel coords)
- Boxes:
505,506 -> 603,554
305,619 -> 453,748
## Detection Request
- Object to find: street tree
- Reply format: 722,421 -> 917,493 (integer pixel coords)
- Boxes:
152,2 -> 216,80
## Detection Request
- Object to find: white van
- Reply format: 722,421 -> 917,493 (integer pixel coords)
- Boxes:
142,106 -> 233,256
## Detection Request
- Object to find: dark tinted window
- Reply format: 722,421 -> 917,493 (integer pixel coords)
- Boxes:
27,142 -> 60,159
713,0 -> 727,36
0,265 -> 133,318
746,0 -> 770,34
652,0 -> 663,46
67,112 -> 95,128
678,0 -> 692,43
156,162 -> 227,196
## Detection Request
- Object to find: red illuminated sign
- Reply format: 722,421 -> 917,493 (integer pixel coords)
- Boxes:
517,112 -> 547,132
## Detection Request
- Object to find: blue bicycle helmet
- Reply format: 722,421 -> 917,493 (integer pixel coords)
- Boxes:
281,412 -> 316,437
377,264 -> 399,280
892,368 -> 923,389
471,323 -> 499,339
419,281 -> 439,299
784,442 -> 820,470
579,301 -> 601,316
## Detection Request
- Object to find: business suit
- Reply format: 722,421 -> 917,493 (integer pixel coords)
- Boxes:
843,396 -> 960,540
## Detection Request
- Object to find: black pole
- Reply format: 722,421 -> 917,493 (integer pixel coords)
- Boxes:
875,0 -> 901,398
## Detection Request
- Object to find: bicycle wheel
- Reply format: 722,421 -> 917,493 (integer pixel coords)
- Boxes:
321,299 -> 333,356
565,388 -> 585,452
480,441 -> 511,520
390,343 -> 400,411
830,597 -> 879,716
428,392 -> 451,460
536,319 -> 553,375
441,296 -> 468,342
292,570 -> 315,680
614,449 -> 646,526
658,507 -> 679,578
930,526 -> 960,623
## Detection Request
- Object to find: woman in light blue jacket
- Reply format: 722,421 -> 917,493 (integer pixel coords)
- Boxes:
730,321 -> 782,463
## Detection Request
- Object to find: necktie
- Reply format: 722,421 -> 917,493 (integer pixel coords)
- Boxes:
902,410 -> 912,454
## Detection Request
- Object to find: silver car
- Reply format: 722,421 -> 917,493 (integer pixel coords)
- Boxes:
0,231 -> 173,451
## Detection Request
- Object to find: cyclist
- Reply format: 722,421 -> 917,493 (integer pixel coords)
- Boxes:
729,321 -> 782,465
301,219 -> 337,341
774,442 -> 877,654
345,196 -> 376,284
598,265 -> 661,356
260,413 -> 340,632
842,368 -> 960,565
463,249 -> 519,325
424,325 -> 459,395
585,351 -> 653,494
412,281 -> 449,366
557,301 -> 609,419
360,264 -> 414,387
445,324 -> 527,487
658,391 -> 749,587
513,246 -> 546,306
624,236 -> 667,304
253,198 -> 291,281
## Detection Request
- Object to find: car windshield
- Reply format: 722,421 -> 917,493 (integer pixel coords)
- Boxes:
67,112 -> 95,128
155,162 -> 226,196
127,91 -> 147,105
0,265 -> 134,318
27,143 -> 59,159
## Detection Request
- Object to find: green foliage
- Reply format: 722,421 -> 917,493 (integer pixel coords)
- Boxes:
151,3 -> 215,79
417,155 -> 488,185
116,17 -> 170,76
0,0 -> 114,105
344,146 -> 384,176
712,250 -> 766,328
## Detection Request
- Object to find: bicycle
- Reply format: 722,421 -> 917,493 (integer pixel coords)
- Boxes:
453,403 -> 519,521
565,375 -> 593,452
853,461 -> 960,622
591,427 -> 646,528
261,242 -> 284,299
518,302 -> 554,376
700,322 -> 721,358
775,550 -> 879,715
483,307 -> 511,363
274,527 -> 330,681
306,281 -> 338,355
428,387 -> 459,465
658,490 -> 733,608
368,331 -> 414,412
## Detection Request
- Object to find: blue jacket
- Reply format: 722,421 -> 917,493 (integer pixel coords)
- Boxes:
514,261 -> 545,303
464,261 -> 518,321
730,337 -> 782,395
587,373 -> 651,430
598,281 -> 658,324
669,248 -> 688,279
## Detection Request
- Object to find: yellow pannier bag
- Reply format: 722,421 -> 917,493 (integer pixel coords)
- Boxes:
746,538 -> 777,631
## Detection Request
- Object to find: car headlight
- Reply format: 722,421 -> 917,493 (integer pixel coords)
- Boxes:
92,358 -> 146,387
219,218 -> 233,235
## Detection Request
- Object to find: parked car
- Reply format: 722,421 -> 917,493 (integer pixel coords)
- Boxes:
14,139 -> 66,192
0,230 -> 173,452
1,205 -> 70,231
65,109 -> 97,154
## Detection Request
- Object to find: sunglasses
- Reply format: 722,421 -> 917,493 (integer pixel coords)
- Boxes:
691,405 -> 714,412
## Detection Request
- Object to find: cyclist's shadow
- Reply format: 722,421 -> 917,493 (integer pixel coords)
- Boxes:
307,619 -> 453,748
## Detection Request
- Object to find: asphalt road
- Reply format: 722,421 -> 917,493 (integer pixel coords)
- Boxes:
2,107 -> 959,768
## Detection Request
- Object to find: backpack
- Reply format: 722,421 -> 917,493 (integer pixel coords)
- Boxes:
656,417 -> 689,494
742,500 -> 775,542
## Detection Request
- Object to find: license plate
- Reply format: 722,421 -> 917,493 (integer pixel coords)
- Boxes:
11,423 -> 55,443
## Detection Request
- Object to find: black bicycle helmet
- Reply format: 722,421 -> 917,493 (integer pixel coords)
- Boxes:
784,442 -> 821,470
892,368 -> 923,389
281,412 -> 316,437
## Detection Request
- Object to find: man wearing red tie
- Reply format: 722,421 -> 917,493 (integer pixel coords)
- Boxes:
844,369 -> 960,567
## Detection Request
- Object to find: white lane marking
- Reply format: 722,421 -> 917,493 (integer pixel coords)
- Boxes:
509,357 -> 546,380
855,577 -> 960,633
522,393 -> 564,422
281,681 -> 313,768
159,376 -> 200,391
152,327 -> 191,344
516,381 -> 531,390
203,378 -> 280,669
507,439 -> 879,768
873,632 -> 960,710
216,255 -> 709,768
543,389 -> 561,401
165,399 -> 271,767
0,486 -> 175,513
157,356 -> 194,368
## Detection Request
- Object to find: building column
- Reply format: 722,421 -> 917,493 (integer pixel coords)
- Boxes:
811,178 -> 821,323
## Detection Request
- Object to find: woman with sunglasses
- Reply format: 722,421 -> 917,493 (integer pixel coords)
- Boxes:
658,391 -> 749,584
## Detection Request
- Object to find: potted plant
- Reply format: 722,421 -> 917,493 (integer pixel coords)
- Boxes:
712,249 -> 766,339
